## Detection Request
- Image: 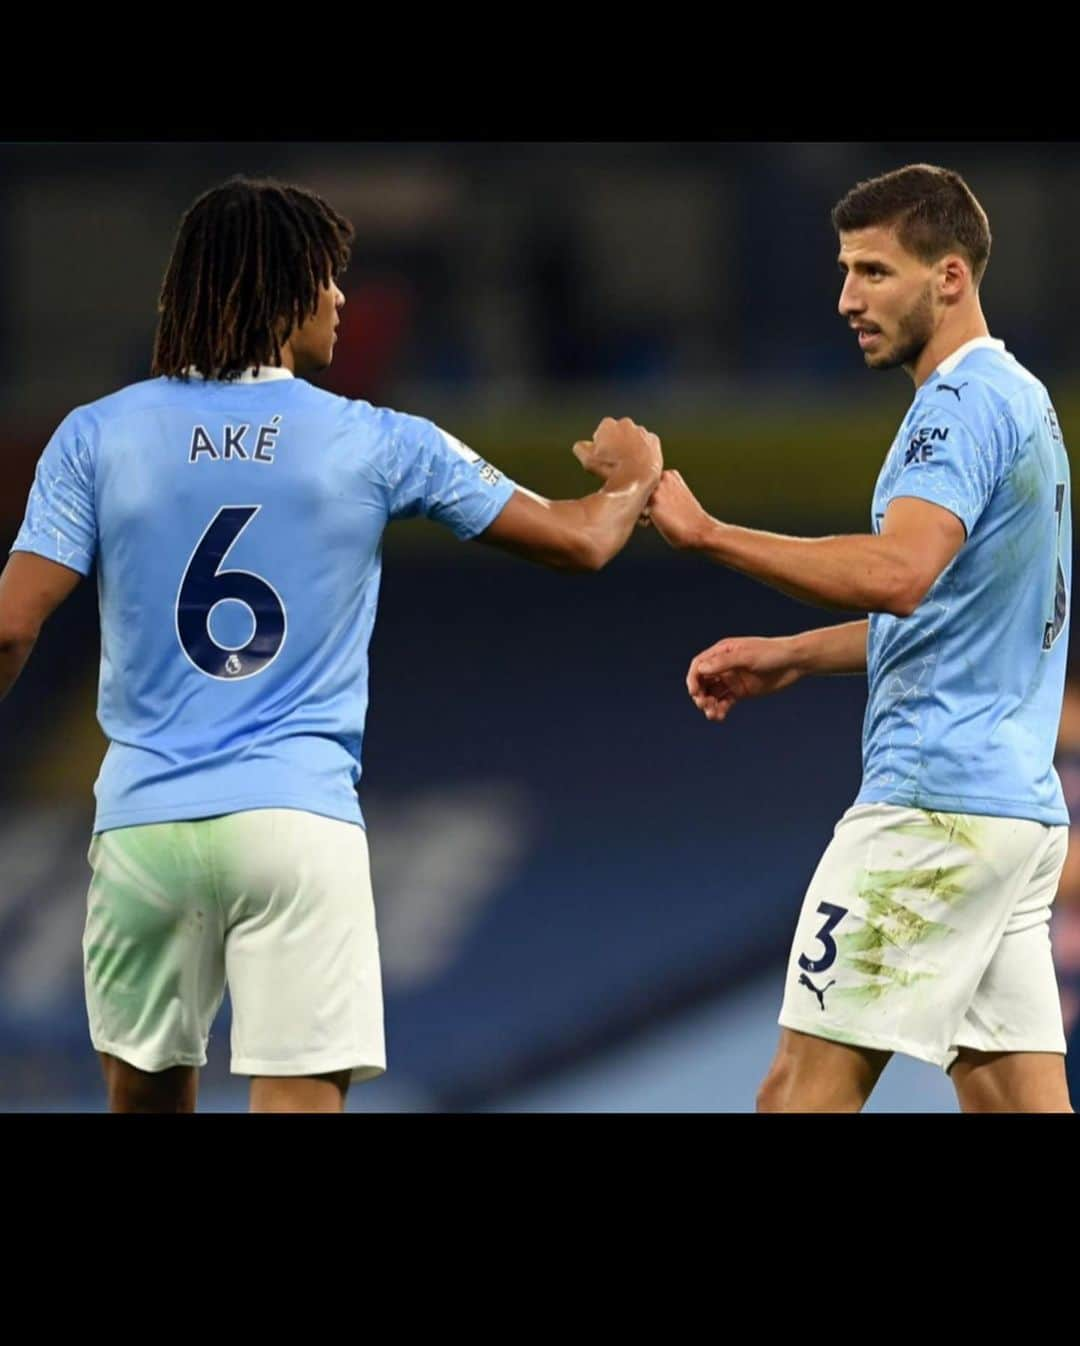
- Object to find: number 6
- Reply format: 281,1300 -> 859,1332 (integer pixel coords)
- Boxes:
176,506 -> 286,680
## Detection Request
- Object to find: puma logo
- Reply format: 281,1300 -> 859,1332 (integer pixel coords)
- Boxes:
936,381 -> 968,401
798,972 -> 836,1011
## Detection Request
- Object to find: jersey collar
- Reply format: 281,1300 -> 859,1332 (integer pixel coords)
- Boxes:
935,336 -> 1006,379
184,365 -> 295,383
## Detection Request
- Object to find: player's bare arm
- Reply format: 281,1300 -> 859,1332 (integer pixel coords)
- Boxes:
686,621 -> 868,723
647,469 -> 965,616
478,417 -> 662,571
0,553 -> 82,701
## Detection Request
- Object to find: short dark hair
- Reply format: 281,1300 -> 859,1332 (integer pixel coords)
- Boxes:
152,176 -> 354,381
831,164 -> 991,286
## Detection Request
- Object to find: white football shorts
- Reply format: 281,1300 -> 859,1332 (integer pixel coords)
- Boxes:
778,803 -> 1068,1069
83,808 -> 385,1081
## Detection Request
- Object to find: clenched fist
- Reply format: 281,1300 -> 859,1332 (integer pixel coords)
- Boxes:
572,417 -> 662,486
645,470 -> 713,550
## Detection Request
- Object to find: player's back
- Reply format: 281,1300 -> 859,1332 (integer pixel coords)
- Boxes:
13,370 -> 514,832
860,340 -> 1072,824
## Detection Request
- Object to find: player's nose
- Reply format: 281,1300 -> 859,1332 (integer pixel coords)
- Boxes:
838,276 -> 863,317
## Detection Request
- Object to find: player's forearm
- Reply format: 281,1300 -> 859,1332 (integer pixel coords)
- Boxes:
785,620 -> 868,677
691,519 -> 920,615
0,631 -> 37,702
550,469 -> 660,570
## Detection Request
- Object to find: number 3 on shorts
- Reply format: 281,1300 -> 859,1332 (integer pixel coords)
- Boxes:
798,902 -> 848,974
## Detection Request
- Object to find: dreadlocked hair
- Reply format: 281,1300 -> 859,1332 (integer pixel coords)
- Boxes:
152,176 -> 354,381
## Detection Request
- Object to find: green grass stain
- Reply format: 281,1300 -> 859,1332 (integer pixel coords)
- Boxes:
892,810 -> 981,851
85,825 -> 208,1005
827,856 -> 974,1003
857,861 -> 972,922
839,904 -> 952,955
843,958 -> 932,985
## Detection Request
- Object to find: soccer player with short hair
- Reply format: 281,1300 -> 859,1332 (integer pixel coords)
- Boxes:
647,164 -> 1073,1113
0,176 -> 662,1113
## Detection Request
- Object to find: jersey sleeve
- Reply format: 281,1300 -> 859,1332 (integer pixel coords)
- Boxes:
371,410 -> 517,539
882,392 -> 1018,538
10,409 -> 98,575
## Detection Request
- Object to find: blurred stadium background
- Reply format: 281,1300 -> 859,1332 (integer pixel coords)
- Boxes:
1,141 -> 1077,1112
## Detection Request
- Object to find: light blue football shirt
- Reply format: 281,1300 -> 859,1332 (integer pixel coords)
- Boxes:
857,337 -> 1071,825
12,368 -> 517,832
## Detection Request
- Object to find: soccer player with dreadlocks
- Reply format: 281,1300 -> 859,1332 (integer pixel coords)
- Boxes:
0,176 -> 661,1113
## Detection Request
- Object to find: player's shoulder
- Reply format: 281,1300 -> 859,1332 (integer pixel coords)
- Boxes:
346,394 -> 430,431
52,377 -> 156,427
298,387 -> 418,434
963,346 -> 1046,404
327,395 -> 453,457
304,393 -> 447,492
79,375 -> 190,417
919,343 -> 1045,437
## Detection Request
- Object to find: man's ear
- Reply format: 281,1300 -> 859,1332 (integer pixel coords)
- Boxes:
938,252 -> 971,302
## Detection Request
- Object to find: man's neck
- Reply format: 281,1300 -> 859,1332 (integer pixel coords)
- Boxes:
908,302 -> 990,388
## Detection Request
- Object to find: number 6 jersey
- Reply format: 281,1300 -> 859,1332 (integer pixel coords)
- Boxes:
12,367 -> 517,832
858,336 -> 1071,825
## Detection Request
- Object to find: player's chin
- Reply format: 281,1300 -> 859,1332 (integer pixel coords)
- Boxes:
306,351 -> 335,375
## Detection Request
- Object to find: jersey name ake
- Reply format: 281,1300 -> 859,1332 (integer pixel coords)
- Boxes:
189,417 -> 281,464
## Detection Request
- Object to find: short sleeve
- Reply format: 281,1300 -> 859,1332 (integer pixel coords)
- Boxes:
372,410 -> 517,540
11,410 -> 97,575
882,394 -> 1017,538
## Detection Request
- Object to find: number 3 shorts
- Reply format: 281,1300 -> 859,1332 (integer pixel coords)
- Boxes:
778,804 -> 1069,1069
82,808 -> 386,1080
